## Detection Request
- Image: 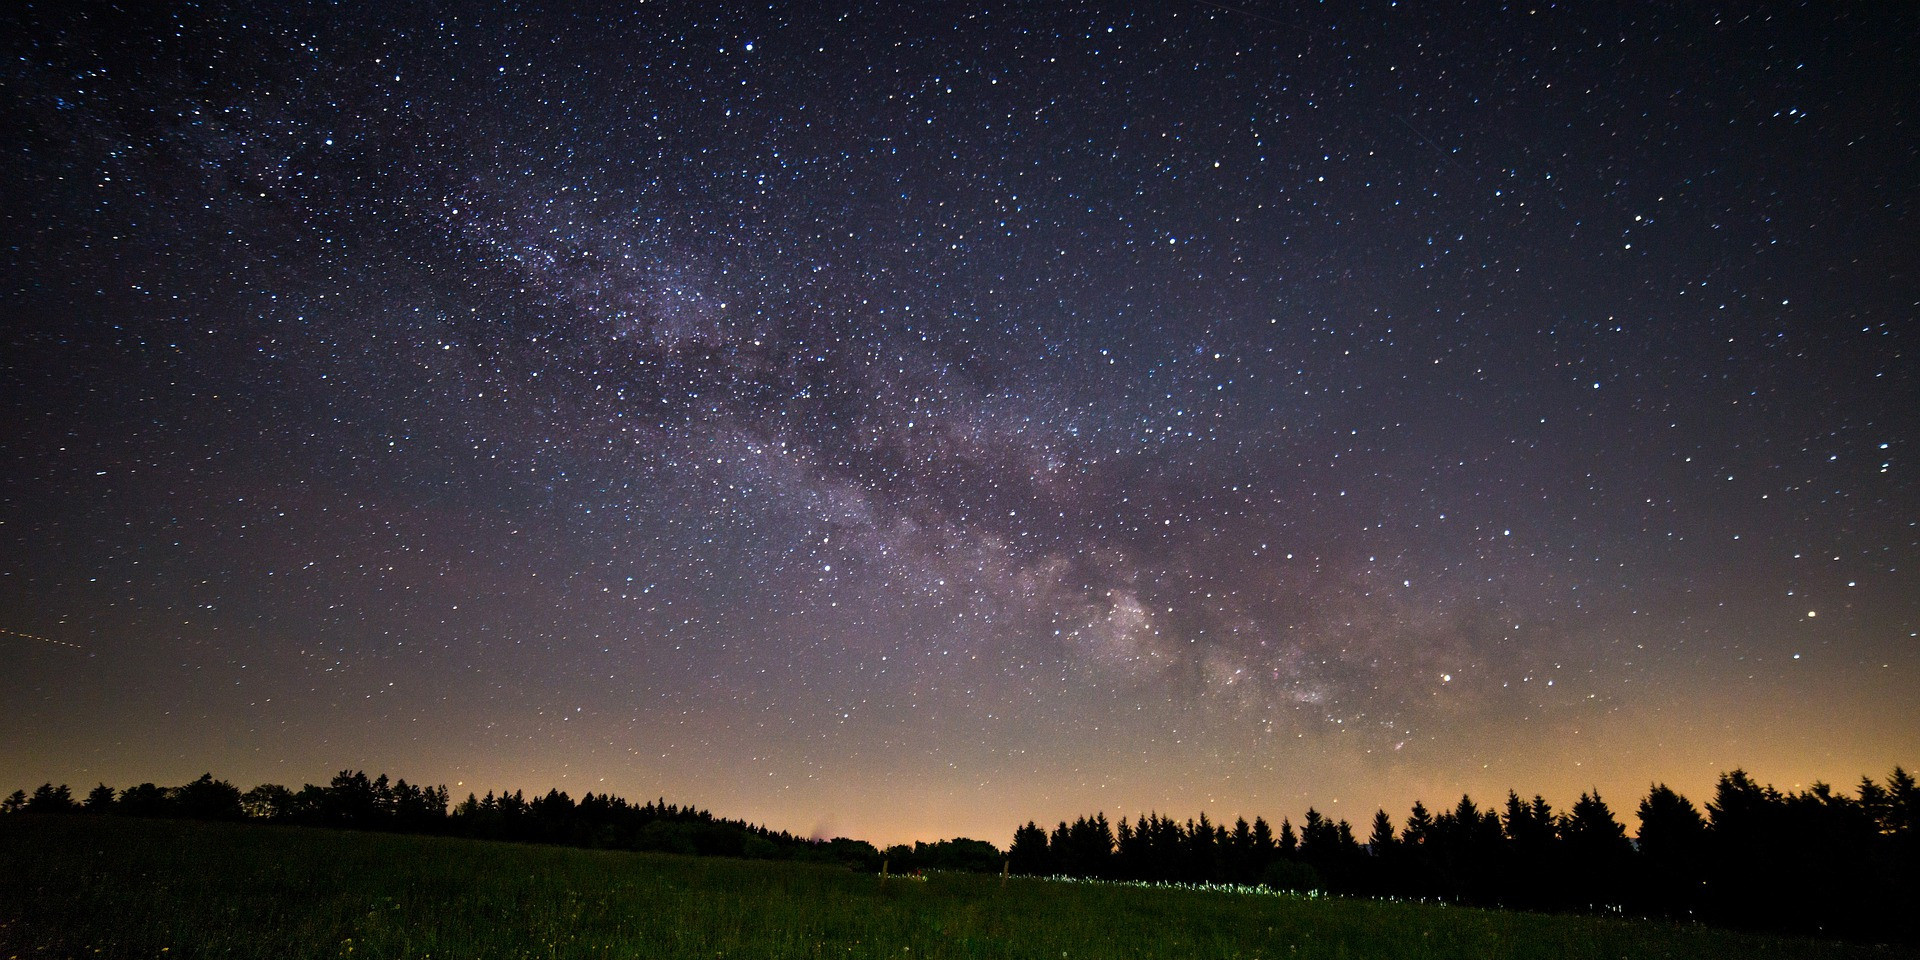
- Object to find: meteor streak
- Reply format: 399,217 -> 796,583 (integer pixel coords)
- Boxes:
0,627 -> 82,650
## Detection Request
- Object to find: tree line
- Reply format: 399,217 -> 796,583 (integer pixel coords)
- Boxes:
1,771 -> 888,870
1009,769 -> 1918,943
7,766 -> 1915,942
0,770 -> 1006,877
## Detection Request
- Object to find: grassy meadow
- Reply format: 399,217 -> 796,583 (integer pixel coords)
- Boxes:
0,817 -> 1898,959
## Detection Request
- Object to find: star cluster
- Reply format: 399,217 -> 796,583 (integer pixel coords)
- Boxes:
2,2 -> 1914,844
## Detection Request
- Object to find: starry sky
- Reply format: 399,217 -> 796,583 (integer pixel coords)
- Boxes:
2,2 -> 1915,847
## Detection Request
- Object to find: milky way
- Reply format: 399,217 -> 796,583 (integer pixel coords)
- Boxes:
3,3 -> 1915,844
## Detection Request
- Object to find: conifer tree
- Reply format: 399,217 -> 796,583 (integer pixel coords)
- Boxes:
1367,809 -> 1396,854
1403,800 -> 1434,847
1249,815 -> 1276,867
1008,820 -> 1050,875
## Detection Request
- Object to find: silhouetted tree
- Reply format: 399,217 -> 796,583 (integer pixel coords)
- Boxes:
1887,766 -> 1920,835
1298,808 -> 1334,862
26,783 -> 77,813
1880,768 -> 1920,941
172,774 -> 243,820
324,770 -> 380,826
1781,781 -> 1891,938
1561,790 -> 1631,909
290,784 -> 329,822
914,837 -> 1001,872
1224,816 -> 1254,883
882,843 -> 914,871
1562,791 -> 1628,853
1495,792 -> 1559,909
1047,821 -> 1071,872
1297,808 -> 1363,886
1113,816 -> 1139,878
1008,820 -> 1049,875
1187,813 -> 1219,882
1248,816 -> 1277,880
530,788 -> 576,842
1403,800 -> 1434,849
1502,792 -> 1557,849
1134,813 -> 1175,880
83,784 -> 116,812
1049,814 -> 1115,878
1427,794 -> 1501,901
390,779 -> 448,830
1636,783 -> 1707,916
242,783 -> 296,820
1365,809 -> 1396,854
116,783 -> 170,817
1703,769 -> 1786,927
819,837 -> 882,870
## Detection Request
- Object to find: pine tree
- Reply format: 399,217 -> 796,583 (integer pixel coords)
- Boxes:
1188,813 -> 1219,882
1503,790 -> 1556,848
1634,783 -> 1707,916
1367,809 -> 1396,854
1250,815 -> 1276,869
1857,775 -> 1892,834
1636,784 -> 1705,859
1887,767 -> 1919,836
1227,816 -> 1254,882
26,783 -> 77,813
1706,769 -> 1778,838
1298,808 -> 1335,863
1560,791 -> 1625,850
1090,812 -> 1117,877
1403,800 -> 1434,847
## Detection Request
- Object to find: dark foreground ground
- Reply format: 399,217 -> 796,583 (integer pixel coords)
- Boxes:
0,817 -> 1904,959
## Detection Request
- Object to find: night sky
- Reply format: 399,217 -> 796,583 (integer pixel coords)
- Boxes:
3,2 -> 1915,847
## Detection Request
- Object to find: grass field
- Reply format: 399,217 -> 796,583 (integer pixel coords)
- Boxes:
0,817 -> 1899,959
